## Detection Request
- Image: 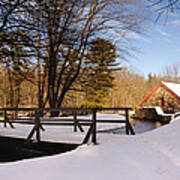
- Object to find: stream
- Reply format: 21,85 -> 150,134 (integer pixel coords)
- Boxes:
106,118 -> 163,134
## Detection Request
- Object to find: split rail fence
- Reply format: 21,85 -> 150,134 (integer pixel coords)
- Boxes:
0,107 -> 135,144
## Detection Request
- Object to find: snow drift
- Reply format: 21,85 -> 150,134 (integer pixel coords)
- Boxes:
0,116 -> 180,180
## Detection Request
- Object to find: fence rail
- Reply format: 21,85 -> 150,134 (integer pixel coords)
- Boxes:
0,107 -> 135,144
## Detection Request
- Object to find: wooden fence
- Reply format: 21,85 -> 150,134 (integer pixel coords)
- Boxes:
0,107 -> 135,144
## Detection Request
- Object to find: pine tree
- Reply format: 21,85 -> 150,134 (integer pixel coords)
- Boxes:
0,30 -> 34,107
82,37 -> 120,107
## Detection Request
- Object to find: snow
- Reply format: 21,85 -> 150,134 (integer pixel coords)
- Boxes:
41,113 -> 126,131
154,106 -> 164,115
141,106 -> 173,117
0,113 -> 125,144
170,112 -> 180,122
0,114 -> 180,180
162,81 -> 180,98
143,106 -> 164,115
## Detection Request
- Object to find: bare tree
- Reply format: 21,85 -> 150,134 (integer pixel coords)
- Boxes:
148,0 -> 180,14
30,0 -> 145,112
0,0 -> 146,112
0,0 -> 29,32
107,68 -> 146,107
160,62 -> 180,82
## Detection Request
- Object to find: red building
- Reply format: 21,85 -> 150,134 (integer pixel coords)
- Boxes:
140,81 -> 180,111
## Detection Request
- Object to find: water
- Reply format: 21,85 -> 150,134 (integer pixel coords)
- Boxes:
107,119 -> 161,134
131,119 -> 161,134
0,136 -> 79,163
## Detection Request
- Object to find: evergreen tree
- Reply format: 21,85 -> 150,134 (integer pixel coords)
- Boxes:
83,37 -> 120,107
0,30 -> 34,107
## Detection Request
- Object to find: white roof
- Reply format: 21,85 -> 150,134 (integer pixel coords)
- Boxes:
162,81 -> 180,98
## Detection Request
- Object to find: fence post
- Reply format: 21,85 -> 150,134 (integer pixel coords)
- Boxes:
73,111 -> 77,132
35,110 -> 41,142
125,109 -> 130,135
4,109 -> 7,128
92,108 -> 97,144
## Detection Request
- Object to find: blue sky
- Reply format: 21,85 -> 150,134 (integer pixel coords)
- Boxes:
122,9 -> 180,78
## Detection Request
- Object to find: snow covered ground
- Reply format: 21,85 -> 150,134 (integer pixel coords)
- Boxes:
0,113 -> 125,144
0,114 -> 180,180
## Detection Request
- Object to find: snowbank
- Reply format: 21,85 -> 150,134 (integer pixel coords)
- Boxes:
0,115 -> 180,180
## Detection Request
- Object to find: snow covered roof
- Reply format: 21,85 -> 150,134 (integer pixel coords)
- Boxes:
162,81 -> 180,98
140,81 -> 180,106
